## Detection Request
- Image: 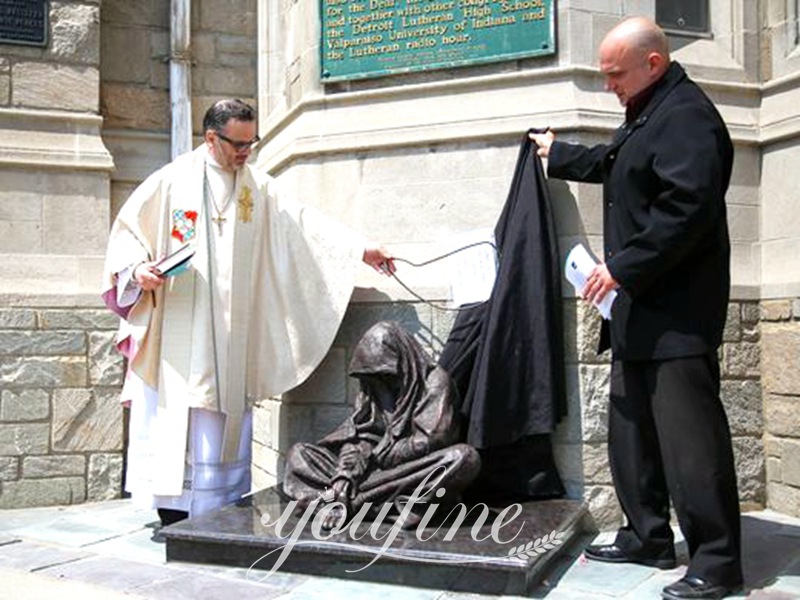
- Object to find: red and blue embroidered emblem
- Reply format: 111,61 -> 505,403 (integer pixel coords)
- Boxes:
171,209 -> 197,242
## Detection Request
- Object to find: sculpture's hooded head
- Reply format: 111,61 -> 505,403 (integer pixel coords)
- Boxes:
348,321 -> 431,428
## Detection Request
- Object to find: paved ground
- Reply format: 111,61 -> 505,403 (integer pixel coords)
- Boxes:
1,500 -> 799,599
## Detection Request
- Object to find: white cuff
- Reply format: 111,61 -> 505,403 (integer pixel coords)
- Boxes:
116,263 -> 143,308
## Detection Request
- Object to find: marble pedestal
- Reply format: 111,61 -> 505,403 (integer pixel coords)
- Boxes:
163,487 -> 587,595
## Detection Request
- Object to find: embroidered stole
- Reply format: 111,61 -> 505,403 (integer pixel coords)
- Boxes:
153,152 -> 254,495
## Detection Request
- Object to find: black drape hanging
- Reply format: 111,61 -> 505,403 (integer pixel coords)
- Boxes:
438,132 -> 567,502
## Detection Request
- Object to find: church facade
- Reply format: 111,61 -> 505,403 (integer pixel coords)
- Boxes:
0,0 -> 798,526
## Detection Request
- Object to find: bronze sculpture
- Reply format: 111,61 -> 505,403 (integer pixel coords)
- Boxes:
283,321 -> 480,528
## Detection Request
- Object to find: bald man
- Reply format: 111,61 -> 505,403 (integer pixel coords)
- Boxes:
531,17 -> 742,600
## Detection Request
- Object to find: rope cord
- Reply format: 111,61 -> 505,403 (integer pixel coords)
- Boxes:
388,241 -> 498,312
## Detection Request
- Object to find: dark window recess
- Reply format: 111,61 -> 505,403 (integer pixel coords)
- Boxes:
656,0 -> 709,34
796,0 -> 800,46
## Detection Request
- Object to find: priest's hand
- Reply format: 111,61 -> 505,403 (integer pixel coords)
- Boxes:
583,262 -> 619,305
133,261 -> 166,291
363,244 -> 396,275
529,129 -> 555,158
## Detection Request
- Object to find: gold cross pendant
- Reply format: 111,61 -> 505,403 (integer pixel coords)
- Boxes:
212,214 -> 226,235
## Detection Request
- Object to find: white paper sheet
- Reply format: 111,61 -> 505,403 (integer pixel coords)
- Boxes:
447,229 -> 498,307
564,243 -> 616,320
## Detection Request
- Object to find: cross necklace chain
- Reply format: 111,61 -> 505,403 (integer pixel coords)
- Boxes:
206,166 -> 237,235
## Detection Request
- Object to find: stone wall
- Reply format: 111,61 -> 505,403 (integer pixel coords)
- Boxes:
761,299 -> 800,518
100,0 -> 170,220
100,0 -> 258,220
721,301 -> 765,510
0,297 -> 125,508
0,1 -> 117,509
758,1 -> 800,518
1,1 -> 101,111
0,0 -> 112,279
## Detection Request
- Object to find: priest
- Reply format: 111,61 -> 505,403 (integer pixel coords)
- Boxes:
102,99 -> 394,530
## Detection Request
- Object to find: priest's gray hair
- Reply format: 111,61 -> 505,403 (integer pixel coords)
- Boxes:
202,98 -> 256,133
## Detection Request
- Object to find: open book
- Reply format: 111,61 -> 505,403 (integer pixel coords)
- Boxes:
155,243 -> 196,277
564,243 -> 616,320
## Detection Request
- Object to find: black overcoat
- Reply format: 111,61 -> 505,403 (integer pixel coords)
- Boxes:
548,62 -> 733,360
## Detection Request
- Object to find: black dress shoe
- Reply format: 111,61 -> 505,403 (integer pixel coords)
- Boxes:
662,576 -> 736,599
584,543 -> 677,569
157,508 -> 188,526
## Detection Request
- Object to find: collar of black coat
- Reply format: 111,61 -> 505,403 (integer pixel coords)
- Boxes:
625,82 -> 657,123
624,61 -> 686,125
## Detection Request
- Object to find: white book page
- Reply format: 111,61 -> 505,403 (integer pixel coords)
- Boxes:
447,229 -> 498,307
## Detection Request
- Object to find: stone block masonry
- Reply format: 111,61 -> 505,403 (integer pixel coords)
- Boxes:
553,298 -> 766,529
0,301 -> 124,509
2,2 -> 101,112
100,0 -> 257,139
761,298 -> 800,518
722,300 -> 766,509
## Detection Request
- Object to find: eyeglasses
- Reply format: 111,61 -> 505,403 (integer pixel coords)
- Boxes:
215,131 -> 260,150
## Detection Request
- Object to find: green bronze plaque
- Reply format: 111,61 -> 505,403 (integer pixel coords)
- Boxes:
321,0 -> 555,82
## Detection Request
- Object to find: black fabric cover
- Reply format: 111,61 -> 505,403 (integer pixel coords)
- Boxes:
438,133 -> 567,501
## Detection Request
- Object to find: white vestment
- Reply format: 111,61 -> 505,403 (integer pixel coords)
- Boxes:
103,146 -> 364,515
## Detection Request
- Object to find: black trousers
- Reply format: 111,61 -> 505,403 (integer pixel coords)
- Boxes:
608,354 -> 743,587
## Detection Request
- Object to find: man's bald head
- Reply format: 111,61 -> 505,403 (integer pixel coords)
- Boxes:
598,17 -> 670,106
601,17 -> 670,61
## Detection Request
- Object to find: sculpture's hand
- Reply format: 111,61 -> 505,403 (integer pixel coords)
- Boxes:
332,479 -> 351,503
320,478 -> 352,505
338,445 -> 361,470
318,487 -> 336,503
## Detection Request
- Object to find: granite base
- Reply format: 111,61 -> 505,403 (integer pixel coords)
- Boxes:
163,486 -> 587,595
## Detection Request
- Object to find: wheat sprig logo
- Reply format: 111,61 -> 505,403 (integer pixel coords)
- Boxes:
507,530 -> 565,559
